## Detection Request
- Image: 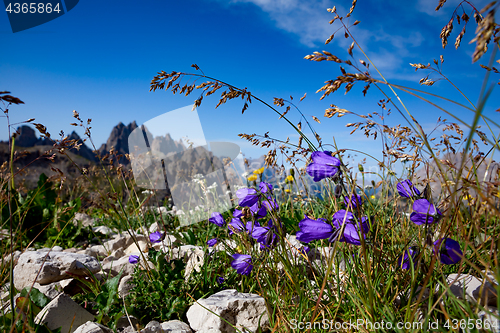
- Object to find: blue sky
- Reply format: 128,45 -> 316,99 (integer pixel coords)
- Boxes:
1,0 -> 498,176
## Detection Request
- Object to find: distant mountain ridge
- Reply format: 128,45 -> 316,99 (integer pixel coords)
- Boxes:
6,121 -> 188,165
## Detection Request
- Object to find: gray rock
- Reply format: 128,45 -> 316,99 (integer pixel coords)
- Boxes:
160,320 -> 192,333
2,250 -> 21,267
116,315 -> 139,330
102,256 -> 136,277
446,274 -> 498,306
118,275 -> 135,298
186,289 -> 269,333
79,245 -> 108,259
33,281 -> 63,300
73,321 -> 113,333
141,320 -> 162,333
103,236 -> 128,252
35,294 -> 95,333
92,226 -> 115,236
169,245 -> 205,280
124,241 -> 148,255
478,308 -> 500,333
38,246 -> 64,252
73,213 -> 97,227
13,251 -> 100,290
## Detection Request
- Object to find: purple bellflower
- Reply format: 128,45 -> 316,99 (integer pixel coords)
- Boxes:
228,217 -> 246,235
306,151 -> 341,182
251,220 -> 278,249
249,202 -> 267,219
236,188 -> 259,207
207,238 -> 218,247
128,255 -> 139,264
332,210 -> 370,245
410,199 -> 442,225
149,231 -> 163,243
209,212 -> 226,227
231,254 -> 253,275
259,182 -> 273,194
397,180 -> 421,198
397,247 -> 418,269
344,194 -> 363,209
296,216 -> 333,243
433,238 -> 463,265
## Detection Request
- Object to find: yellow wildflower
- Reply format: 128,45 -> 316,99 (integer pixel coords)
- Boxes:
253,167 -> 265,175
247,174 -> 258,182
285,189 -> 291,193
286,175 -> 294,182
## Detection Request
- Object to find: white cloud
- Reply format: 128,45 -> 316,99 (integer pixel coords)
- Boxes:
215,0 -> 435,81
227,0 -> 343,47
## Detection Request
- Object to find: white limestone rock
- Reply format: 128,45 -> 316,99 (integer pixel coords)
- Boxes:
13,251 -> 100,290
160,320 -> 192,333
32,281 -> 64,300
92,226 -> 115,236
73,321 -> 113,333
73,213 -> 97,227
101,256 -> 135,277
446,274 -> 498,306
35,294 -> 95,333
118,275 -> 135,298
141,321 -> 162,333
186,289 -> 269,333
170,245 -> 205,280
124,240 -> 149,255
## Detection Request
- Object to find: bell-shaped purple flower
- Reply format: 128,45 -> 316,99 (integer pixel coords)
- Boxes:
259,182 -> 273,194
410,199 -> 442,225
209,212 -> 226,227
296,216 -> 333,243
251,220 -> 278,249
306,151 -> 341,182
262,196 -> 278,212
128,255 -> 139,264
397,247 -> 418,269
249,202 -> 267,219
149,231 -> 163,243
231,254 -> 253,275
236,188 -> 259,207
332,210 -> 370,245
233,209 -> 243,218
245,220 -> 261,233
228,217 -> 245,235
216,276 -> 225,284
433,238 -> 462,265
397,180 -> 421,198
344,194 -> 363,209
207,238 -> 218,247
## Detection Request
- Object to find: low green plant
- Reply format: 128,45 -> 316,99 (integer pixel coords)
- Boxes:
125,247 -> 232,324
71,270 -> 123,329
0,287 -> 56,333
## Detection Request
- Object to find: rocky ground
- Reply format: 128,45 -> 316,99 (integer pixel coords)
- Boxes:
1,209 -> 499,333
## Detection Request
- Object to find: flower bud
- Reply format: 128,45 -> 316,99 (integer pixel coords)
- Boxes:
334,185 -> 343,198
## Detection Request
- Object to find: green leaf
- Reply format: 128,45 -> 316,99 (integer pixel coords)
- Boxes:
20,287 -> 50,309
